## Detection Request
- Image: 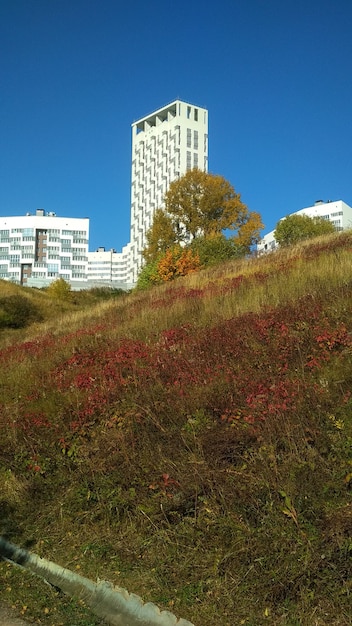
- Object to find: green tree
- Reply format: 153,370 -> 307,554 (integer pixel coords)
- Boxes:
135,257 -> 162,290
143,169 -> 263,262
189,234 -> 246,267
274,214 -> 336,247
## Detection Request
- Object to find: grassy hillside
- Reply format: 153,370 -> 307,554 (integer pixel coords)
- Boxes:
1,232 -> 352,625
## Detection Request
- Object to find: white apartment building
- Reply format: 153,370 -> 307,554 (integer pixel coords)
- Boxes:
129,100 -> 208,282
0,210 -> 89,286
257,200 -> 352,253
87,243 -> 133,289
0,100 -> 209,289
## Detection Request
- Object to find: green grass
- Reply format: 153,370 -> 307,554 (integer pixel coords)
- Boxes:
1,231 -> 352,625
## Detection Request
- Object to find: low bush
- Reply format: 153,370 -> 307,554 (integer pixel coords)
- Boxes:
0,295 -> 42,328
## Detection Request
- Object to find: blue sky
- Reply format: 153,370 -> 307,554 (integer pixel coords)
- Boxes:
1,0 -> 351,252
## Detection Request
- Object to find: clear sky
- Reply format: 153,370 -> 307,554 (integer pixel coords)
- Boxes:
1,0 -> 351,252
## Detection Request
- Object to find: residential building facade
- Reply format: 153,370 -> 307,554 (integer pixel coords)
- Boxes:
257,200 -> 352,253
0,210 -> 89,286
0,100 -> 208,288
87,243 -> 133,289
129,100 -> 208,282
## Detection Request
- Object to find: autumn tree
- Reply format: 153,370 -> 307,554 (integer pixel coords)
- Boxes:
136,246 -> 201,289
142,208 -> 177,264
274,214 -> 336,247
157,247 -> 201,282
47,277 -> 72,301
143,168 -> 263,263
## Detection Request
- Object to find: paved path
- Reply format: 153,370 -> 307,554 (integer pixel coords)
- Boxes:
0,604 -> 30,626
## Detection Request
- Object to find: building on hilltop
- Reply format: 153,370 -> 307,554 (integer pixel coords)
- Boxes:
0,210 -> 89,286
257,200 -> 352,253
87,244 -> 133,290
128,100 -> 208,282
0,100 -> 209,289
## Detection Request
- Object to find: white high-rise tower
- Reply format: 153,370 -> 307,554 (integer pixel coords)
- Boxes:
129,100 -> 208,282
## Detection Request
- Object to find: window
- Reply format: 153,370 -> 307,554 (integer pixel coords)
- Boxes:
187,151 -> 192,170
187,128 -> 192,148
0,230 -> 9,237
23,228 -> 34,236
194,108 -> 198,121
187,106 -> 191,119
194,153 -> 198,168
194,130 -> 198,150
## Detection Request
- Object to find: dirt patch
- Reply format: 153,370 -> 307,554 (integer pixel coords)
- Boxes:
0,604 -> 30,626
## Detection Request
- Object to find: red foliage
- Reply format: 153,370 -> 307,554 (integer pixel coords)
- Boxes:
1,279 -> 351,453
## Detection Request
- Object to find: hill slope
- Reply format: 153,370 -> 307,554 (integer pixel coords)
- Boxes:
1,232 -> 352,626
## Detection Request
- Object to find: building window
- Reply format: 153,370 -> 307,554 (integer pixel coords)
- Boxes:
187,128 -> 192,148
194,130 -> 198,150
194,108 -> 198,121
187,151 -> 192,170
194,153 -> 198,168
187,106 -> 191,119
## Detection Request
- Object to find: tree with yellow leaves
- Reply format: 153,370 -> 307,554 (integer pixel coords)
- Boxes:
143,168 -> 263,263
157,247 -> 201,282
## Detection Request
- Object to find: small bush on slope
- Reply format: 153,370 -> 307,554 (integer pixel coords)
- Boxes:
0,294 -> 42,328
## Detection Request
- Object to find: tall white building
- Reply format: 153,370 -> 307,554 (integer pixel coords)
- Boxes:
257,200 -> 352,253
0,100 -> 209,289
0,210 -> 89,286
129,100 -> 208,282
